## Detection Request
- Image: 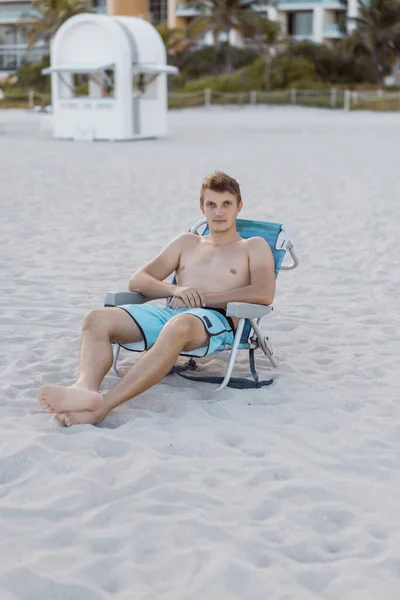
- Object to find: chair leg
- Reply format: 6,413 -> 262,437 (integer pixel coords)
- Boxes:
250,319 -> 278,368
249,349 -> 260,384
111,343 -> 122,377
215,319 -> 245,392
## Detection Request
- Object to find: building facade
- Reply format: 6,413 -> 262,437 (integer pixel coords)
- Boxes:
173,0 -> 355,45
0,0 -> 107,74
0,0 -> 359,75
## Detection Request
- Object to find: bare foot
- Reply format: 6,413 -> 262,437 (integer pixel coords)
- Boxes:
37,384 -> 105,414
56,408 -> 107,427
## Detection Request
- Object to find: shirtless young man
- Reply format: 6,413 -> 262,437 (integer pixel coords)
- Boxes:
37,171 -> 276,426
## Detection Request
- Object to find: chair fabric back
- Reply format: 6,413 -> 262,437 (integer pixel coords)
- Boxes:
202,219 -> 286,275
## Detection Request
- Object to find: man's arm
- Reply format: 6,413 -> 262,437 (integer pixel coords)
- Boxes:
204,237 -> 276,309
128,234 -> 188,298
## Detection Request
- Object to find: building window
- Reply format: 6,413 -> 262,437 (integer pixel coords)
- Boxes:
91,0 -> 106,11
287,11 -> 313,37
149,0 -> 167,25
0,2 -> 35,22
0,25 -> 17,45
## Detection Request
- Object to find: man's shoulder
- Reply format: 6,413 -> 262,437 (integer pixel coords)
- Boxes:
245,236 -> 272,251
174,232 -> 200,248
245,237 -> 274,264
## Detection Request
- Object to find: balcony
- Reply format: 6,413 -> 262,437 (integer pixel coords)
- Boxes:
252,2 -> 270,10
323,22 -> 345,37
0,2 -> 105,25
291,32 -> 314,40
0,8 -> 41,24
0,43 -> 49,70
174,0 -> 347,17
278,0 -> 346,6
175,3 -> 202,16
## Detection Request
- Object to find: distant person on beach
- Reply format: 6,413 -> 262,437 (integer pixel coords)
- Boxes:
37,171 -> 276,426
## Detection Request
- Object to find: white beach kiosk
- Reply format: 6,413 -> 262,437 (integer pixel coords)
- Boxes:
42,13 -> 178,141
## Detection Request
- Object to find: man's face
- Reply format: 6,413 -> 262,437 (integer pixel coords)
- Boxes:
201,189 -> 242,232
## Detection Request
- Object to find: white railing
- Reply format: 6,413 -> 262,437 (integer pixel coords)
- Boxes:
0,89 -> 50,109
167,88 -> 400,111
344,89 -> 400,111
1,87 -> 399,112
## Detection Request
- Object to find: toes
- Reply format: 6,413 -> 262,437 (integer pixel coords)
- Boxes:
59,412 -> 75,427
50,408 -> 104,427
37,389 -> 52,403
38,401 -> 54,413
63,410 -> 103,426
38,385 -> 51,396
55,414 -> 67,427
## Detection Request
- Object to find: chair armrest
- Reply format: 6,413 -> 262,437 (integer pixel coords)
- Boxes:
226,302 -> 273,319
104,291 -> 155,307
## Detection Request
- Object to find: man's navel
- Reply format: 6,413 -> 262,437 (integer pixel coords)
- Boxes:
230,269 -> 237,275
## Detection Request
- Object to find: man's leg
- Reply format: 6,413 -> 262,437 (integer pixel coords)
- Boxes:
73,307 -> 143,391
37,307 -> 143,408
40,314 -> 209,426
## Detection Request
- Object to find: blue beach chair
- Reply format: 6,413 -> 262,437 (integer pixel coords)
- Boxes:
104,218 -> 299,390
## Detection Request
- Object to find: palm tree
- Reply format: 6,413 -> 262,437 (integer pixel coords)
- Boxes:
24,0 -> 91,47
252,16 -> 282,91
188,0 -> 262,72
347,0 -> 400,84
156,22 -> 187,55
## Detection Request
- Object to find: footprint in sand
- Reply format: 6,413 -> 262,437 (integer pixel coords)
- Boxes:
310,508 -> 354,535
219,431 -> 244,449
250,500 -> 277,521
0,447 -> 41,485
1,567 -> 101,600
94,437 -> 132,458
296,569 -> 335,593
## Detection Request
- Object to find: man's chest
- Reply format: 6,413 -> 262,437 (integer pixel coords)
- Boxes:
177,244 -> 250,288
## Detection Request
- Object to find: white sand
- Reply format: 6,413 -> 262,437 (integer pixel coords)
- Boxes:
1,106 -> 400,600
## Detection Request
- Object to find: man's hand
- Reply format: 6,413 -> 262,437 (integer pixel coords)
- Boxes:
169,286 -> 206,309
168,297 -> 187,309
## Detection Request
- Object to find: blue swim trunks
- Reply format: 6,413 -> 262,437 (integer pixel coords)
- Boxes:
117,304 -> 235,357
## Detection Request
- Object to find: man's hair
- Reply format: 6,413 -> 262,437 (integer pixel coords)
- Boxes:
200,171 -> 242,207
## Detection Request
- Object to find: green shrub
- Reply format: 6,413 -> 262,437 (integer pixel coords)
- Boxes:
175,44 -> 259,84
289,78 -> 328,90
287,40 -> 378,84
0,97 -> 30,109
273,55 -> 324,89
181,72 -> 248,93
75,82 -> 89,95
15,54 -> 50,92
179,54 -> 325,93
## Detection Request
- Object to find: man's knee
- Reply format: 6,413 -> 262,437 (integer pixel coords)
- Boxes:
158,315 -> 196,345
82,308 -> 111,332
